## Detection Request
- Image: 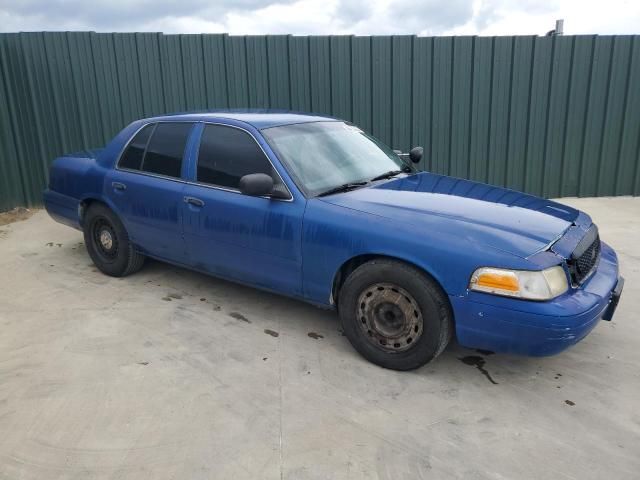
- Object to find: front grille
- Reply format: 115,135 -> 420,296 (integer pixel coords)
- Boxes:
568,228 -> 601,285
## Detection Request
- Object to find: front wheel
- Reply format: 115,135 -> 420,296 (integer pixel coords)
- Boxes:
83,203 -> 145,277
338,259 -> 453,371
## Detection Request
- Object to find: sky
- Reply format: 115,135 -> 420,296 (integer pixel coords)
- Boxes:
0,0 -> 638,36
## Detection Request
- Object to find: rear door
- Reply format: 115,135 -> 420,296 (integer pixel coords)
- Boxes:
182,123 -> 305,296
106,122 -> 194,263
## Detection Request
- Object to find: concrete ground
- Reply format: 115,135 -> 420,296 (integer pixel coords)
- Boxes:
0,197 -> 638,480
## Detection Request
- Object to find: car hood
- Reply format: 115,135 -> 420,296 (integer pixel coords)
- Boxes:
320,172 -> 582,258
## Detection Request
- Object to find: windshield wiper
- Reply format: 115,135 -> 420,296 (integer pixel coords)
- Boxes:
316,181 -> 369,197
369,169 -> 405,182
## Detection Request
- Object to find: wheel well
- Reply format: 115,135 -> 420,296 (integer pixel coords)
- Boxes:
79,198 -> 107,226
331,254 -> 456,337
331,255 -> 376,306
331,254 -> 446,308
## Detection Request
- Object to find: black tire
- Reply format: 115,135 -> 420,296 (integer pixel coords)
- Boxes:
338,259 -> 453,371
83,203 -> 145,277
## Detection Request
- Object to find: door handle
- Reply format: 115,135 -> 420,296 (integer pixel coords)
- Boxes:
112,181 -> 127,191
184,196 -> 205,207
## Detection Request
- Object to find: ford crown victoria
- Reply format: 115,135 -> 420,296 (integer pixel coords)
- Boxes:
43,112 -> 624,370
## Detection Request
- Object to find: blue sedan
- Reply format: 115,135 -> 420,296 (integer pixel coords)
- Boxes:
43,112 -> 624,370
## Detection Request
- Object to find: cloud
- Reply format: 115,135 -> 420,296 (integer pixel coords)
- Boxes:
0,0 -> 295,32
0,0 -> 638,35
386,0 -> 475,32
225,0 -> 343,35
335,0 -> 376,24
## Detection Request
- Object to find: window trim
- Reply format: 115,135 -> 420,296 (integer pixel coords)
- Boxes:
138,123 -> 157,171
124,121 -> 190,178
194,121 -> 293,202
115,120 -> 294,202
116,121 -> 194,183
116,122 -> 156,172
139,122 -> 192,178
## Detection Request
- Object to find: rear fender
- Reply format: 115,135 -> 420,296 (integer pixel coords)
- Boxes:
79,194 -> 129,231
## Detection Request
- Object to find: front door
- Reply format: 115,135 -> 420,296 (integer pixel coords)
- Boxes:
182,123 -> 305,296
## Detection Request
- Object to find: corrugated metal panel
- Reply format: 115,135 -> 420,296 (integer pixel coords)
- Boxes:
617,37 -> 640,195
225,35 -> 249,109
137,33 -> 168,116
371,36 -> 392,146
91,33 -> 125,139
487,36 -> 512,187
201,34 -> 228,110
524,36 -> 552,195
506,36 -> 534,192
450,36 -> 473,180
584,37 -> 616,197
391,36 -> 412,153
330,36 -> 352,121
288,36 -> 310,113
543,36 -> 573,198
309,36 -> 331,115
245,36 -> 269,108
268,35 -> 291,109
0,32 -> 638,211
0,35 -> 24,211
598,36 -> 633,197
431,36 -> 452,176
468,36 -> 492,183
351,36 -> 372,133
561,36 -> 591,197
181,35 -> 207,111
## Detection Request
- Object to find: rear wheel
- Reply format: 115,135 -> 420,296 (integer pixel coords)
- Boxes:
83,203 -> 145,277
338,259 -> 452,370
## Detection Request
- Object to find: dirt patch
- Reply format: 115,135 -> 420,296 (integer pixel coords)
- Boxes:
229,312 -> 251,323
0,207 -> 36,227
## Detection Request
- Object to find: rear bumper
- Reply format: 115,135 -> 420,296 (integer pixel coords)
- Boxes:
43,189 -> 82,230
451,242 -> 622,356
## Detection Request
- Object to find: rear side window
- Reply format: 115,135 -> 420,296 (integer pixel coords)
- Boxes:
197,124 -> 274,189
142,123 -> 192,178
119,124 -> 153,170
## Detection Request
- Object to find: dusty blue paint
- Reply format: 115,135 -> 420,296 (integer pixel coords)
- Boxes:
43,112 -> 622,357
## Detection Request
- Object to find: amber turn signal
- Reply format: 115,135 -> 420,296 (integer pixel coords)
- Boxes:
469,266 -> 569,300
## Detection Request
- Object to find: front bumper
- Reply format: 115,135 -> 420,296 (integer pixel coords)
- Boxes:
451,242 -> 623,356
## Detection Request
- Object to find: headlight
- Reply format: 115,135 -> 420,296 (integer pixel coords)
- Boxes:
469,266 -> 568,300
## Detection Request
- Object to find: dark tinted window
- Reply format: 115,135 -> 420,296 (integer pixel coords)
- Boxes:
197,124 -> 276,189
119,124 -> 154,170
142,123 -> 192,178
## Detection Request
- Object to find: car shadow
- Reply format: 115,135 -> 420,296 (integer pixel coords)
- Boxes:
113,258 -> 557,384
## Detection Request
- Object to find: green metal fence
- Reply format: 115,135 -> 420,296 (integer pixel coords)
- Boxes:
1,32 -> 639,211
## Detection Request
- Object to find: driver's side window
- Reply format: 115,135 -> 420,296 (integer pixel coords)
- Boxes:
197,124 -> 282,190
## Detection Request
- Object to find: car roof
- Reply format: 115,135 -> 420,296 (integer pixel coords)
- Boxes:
143,109 -> 340,129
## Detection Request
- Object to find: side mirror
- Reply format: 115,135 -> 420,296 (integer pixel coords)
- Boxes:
239,173 -> 290,199
239,173 -> 274,197
409,146 -> 424,164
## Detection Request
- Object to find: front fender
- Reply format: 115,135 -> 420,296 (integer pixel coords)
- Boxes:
302,199 -> 534,306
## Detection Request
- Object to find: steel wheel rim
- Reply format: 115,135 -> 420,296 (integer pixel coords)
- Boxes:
92,217 -> 118,260
356,282 -> 423,353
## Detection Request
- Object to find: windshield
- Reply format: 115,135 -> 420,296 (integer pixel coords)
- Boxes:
262,121 -> 412,197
